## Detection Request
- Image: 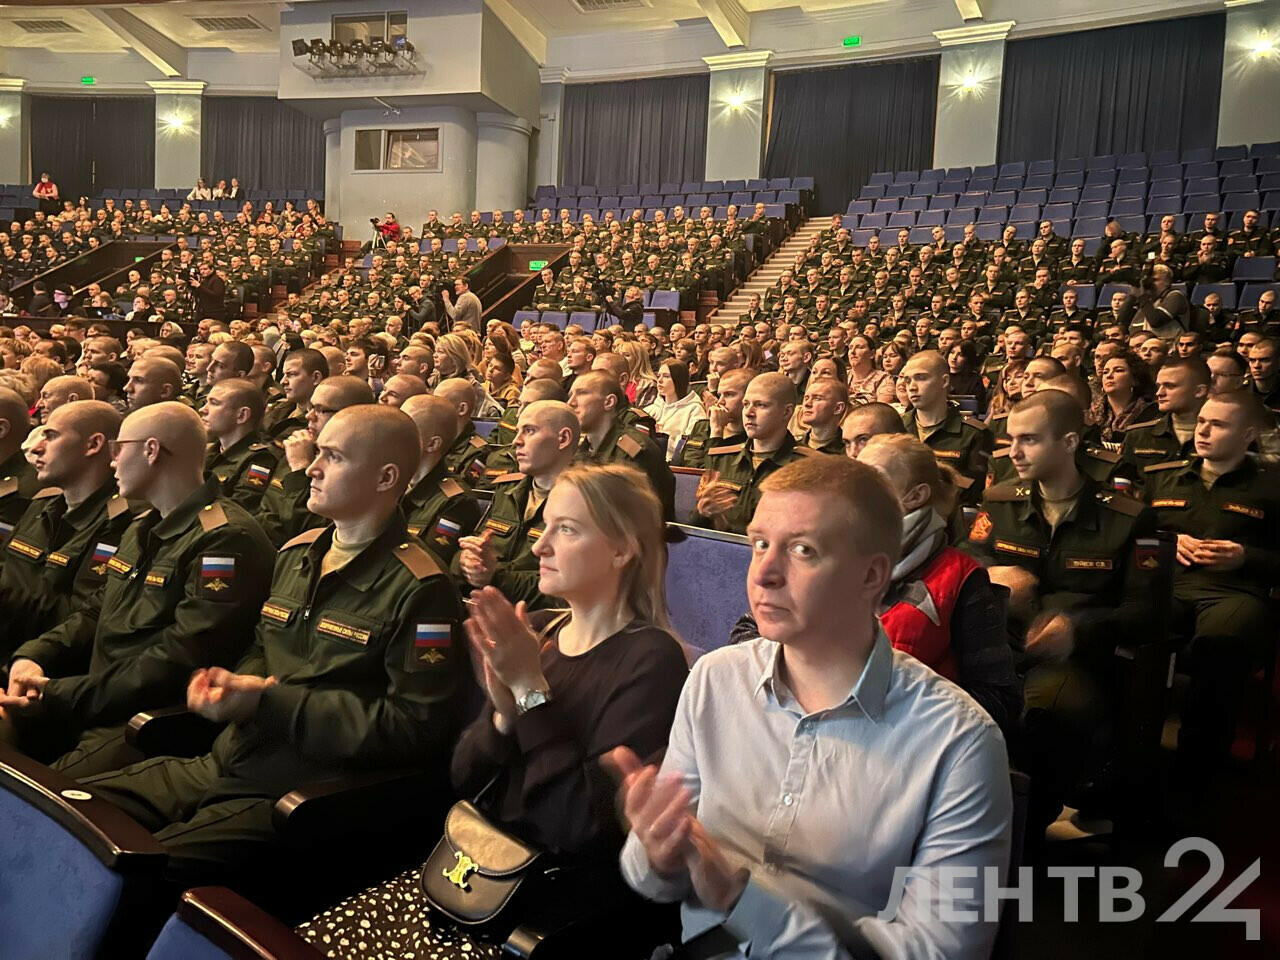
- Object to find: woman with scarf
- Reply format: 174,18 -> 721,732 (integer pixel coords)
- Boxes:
857,434 -> 1021,739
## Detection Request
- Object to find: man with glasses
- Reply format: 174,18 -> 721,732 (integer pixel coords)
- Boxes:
2,402 -> 272,778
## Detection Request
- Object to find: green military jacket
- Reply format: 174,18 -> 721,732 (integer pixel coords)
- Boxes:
1142,456 -> 1280,599
0,449 -> 42,558
578,419 -> 675,520
902,406 -> 993,505
0,481 -> 139,661
262,399 -> 309,442
673,419 -> 711,469
205,432 -> 282,512
797,428 -> 845,457
697,434 -> 815,534
1120,415 -> 1195,482
962,475 -> 1159,655
14,478 -> 273,731
209,515 -> 467,793
457,471 -> 552,609
402,461 -> 483,566
255,464 -> 324,547
446,423 -> 492,480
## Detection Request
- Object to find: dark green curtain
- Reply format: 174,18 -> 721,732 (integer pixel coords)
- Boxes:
997,13 -> 1226,163
763,56 -> 940,215
559,73 -> 709,188
201,97 -> 325,192
30,96 -> 154,198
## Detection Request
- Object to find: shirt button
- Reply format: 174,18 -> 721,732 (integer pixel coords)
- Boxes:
782,793 -> 794,806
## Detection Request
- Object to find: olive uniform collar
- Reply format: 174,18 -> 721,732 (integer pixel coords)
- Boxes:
298,510 -> 413,593
905,405 -> 964,442
150,475 -> 223,541
404,459 -> 451,510
1009,473 -> 1111,532
210,430 -> 264,465
1163,455 -> 1258,488
57,478 -> 123,532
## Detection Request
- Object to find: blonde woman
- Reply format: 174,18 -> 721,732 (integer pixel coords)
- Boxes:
615,338 -> 658,407
298,462 -> 688,958
435,332 -> 503,417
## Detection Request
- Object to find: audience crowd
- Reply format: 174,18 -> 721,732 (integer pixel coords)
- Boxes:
0,189 -> 1275,960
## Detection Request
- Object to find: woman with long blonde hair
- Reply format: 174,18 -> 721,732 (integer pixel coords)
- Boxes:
615,338 -> 658,407
297,462 -> 688,957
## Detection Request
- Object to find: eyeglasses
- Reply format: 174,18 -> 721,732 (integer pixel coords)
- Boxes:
109,438 -> 172,458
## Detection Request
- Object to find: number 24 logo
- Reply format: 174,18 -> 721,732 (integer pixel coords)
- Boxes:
1158,837 -> 1260,940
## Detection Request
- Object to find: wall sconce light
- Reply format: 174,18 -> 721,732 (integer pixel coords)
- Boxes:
960,72 -> 982,93
162,114 -> 188,131
1250,30 -> 1276,59
724,89 -> 749,110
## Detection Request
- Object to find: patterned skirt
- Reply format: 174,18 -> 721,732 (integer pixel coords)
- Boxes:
296,867 -> 505,960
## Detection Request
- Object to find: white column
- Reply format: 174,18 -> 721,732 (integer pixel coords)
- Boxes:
1218,2 -> 1280,147
323,118 -> 342,222
147,79 -> 206,189
536,67 -> 567,189
932,22 -> 1015,169
476,111 -> 532,211
0,79 -> 28,186
703,50 -> 772,182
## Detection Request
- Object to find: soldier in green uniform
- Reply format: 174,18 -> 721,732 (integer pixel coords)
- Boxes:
1120,357 -> 1209,485
1142,391 -> 1280,764
80,405 -> 468,885
531,267 -> 562,311
0,402 -> 138,660
456,401 -> 579,608
796,378 -> 848,455
1,403 -> 273,779
694,373 -> 814,534
963,391 -> 1160,837
400,395 -> 483,565
435,379 -> 493,480
254,375 -> 374,547
899,351 -> 993,504
569,371 -> 674,520
201,379 -> 282,513
263,348 -> 327,441
0,387 -> 40,553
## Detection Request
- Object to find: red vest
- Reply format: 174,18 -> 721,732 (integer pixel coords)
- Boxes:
878,547 -> 980,682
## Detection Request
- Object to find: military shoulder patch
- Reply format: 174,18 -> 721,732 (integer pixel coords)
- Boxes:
991,446 -> 1011,459
1095,490 -> 1145,516
708,442 -> 746,456
968,510 -> 993,541
440,478 -> 465,498
617,434 -> 642,458
33,486 -> 63,500
107,494 -> 131,519
199,555 -> 236,591
1143,459 -> 1192,473
984,482 -> 1030,503
198,502 -> 229,531
0,477 -> 19,497
962,416 -> 988,431
1085,445 -> 1122,464
281,527 -> 326,550
491,472 -> 524,484
1124,418 -> 1163,431
395,540 -> 443,580
469,435 -> 488,449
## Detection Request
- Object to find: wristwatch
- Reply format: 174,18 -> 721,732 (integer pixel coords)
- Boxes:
514,688 -> 552,716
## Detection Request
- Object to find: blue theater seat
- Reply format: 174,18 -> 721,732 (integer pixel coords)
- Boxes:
0,744 -> 167,959
665,523 -> 750,658
147,888 -> 318,960
1190,283 -> 1237,309
1239,282 -> 1280,310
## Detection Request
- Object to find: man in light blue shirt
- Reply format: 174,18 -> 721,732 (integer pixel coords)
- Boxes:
610,456 -> 1011,959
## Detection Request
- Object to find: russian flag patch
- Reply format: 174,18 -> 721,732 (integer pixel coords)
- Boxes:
413,623 -> 451,667
246,463 -> 271,486
434,516 -> 462,540
202,556 -> 236,578
93,542 -> 118,564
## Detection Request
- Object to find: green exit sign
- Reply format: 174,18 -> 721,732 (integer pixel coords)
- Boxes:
81,76 -> 97,85
529,260 -> 548,270
842,36 -> 861,47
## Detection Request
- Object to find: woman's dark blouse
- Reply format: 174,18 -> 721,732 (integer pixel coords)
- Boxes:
449,611 -> 688,858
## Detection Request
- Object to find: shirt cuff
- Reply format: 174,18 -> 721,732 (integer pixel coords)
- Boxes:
619,832 -> 689,903
513,697 -> 570,754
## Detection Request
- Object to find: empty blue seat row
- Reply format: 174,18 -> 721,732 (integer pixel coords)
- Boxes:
535,177 -> 814,200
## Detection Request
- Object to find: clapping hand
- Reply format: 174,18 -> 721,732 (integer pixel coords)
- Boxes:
695,469 -> 737,518
187,667 -> 276,723
464,586 -> 548,731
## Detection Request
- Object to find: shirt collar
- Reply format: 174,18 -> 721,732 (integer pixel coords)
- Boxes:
63,478 -> 119,530
303,510 -> 411,591
756,625 -> 894,722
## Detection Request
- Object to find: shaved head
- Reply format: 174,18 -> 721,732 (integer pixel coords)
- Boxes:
378,373 -> 427,408
748,371 -> 797,406
0,385 -> 31,443
435,378 -> 477,418
127,357 -> 183,409
522,399 -> 580,440
143,344 -> 186,368
41,375 -> 95,412
525,358 -> 563,384
120,401 -> 207,465
322,404 -> 421,499
402,394 -> 461,452
316,375 -> 376,408
49,398 -> 122,444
